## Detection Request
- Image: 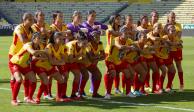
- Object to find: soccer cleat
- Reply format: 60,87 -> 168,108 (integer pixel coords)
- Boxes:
145,87 -> 152,92
61,95 -> 72,102
165,88 -> 174,94
133,91 -> 143,97
70,95 -> 81,100
152,90 -> 162,95
23,97 -> 29,103
11,100 -> 19,106
43,95 -> 55,100
35,98 -> 40,104
17,97 -> 21,103
179,85 -> 184,92
114,89 -> 124,96
92,93 -> 104,98
131,86 -> 135,92
127,92 -> 136,98
104,94 -> 111,99
27,99 -> 38,104
55,97 -> 64,102
140,90 -> 149,96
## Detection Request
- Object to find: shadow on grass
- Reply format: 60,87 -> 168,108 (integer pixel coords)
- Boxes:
31,89 -> 194,110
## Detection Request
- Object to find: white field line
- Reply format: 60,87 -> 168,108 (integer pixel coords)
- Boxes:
1,87 -> 194,112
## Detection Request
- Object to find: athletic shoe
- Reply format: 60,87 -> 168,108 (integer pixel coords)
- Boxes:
131,86 -> 135,92
43,95 -> 55,100
17,97 -> 21,103
70,95 -> 81,100
145,87 -> 152,92
104,94 -> 111,99
92,93 -> 104,98
165,88 -> 174,94
115,89 -> 124,96
55,97 -> 64,102
127,92 -> 136,98
23,97 -> 29,103
133,91 -> 143,96
27,99 -> 38,104
35,98 -> 40,104
11,100 -> 19,106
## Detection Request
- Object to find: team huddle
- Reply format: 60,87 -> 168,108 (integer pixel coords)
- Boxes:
8,9 -> 184,106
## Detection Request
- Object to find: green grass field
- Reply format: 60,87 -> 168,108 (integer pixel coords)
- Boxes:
0,36 -> 194,112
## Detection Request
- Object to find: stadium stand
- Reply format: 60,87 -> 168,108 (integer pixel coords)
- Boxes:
119,0 -> 194,24
0,2 -> 127,24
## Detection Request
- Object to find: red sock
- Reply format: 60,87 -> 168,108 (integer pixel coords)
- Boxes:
37,83 -> 46,99
23,79 -> 29,97
114,74 -> 120,89
28,82 -> 37,100
44,83 -> 52,96
12,81 -> 21,100
10,80 -> 15,95
140,80 -> 146,92
93,79 -> 101,96
104,73 -> 113,94
133,73 -> 139,91
125,78 -> 131,95
57,82 -> 62,98
145,70 -> 150,87
121,73 -> 126,89
79,79 -> 88,94
61,82 -> 67,97
166,72 -> 175,89
152,72 -> 159,91
178,72 -> 184,85
71,81 -> 79,96
159,75 -> 165,90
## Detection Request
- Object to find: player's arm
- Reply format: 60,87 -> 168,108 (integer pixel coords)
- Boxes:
16,33 -> 29,44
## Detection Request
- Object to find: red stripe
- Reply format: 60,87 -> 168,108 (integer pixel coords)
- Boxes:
13,34 -> 18,45
107,32 -> 111,45
18,50 -> 28,58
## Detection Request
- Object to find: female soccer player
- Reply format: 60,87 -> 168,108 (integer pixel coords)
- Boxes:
82,10 -> 107,94
46,11 -> 71,98
66,31 -> 89,100
8,13 -> 34,103
104,27 -> 138,99
147,23 -> 169,93
67,11 -> 88,41
116,27 -> 147,96
82,10 -> 108,40
32,10 -> 51,43
50,11 -> 71,42
45,32 -> 71,102
164,12 -> 184,91
86,31 -> 105,98
9,32 -> 46,105
163,24 -> 182,93
137,14 -> 152,35
105,14 -> 123,95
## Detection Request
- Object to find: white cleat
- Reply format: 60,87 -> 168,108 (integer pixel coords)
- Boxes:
115,89 -> 124,96
17,97 -> 21,103
104,94 -> 111,99
23,97 -> 29,103
127,92 -> 136,98
43,95 -> 55,100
